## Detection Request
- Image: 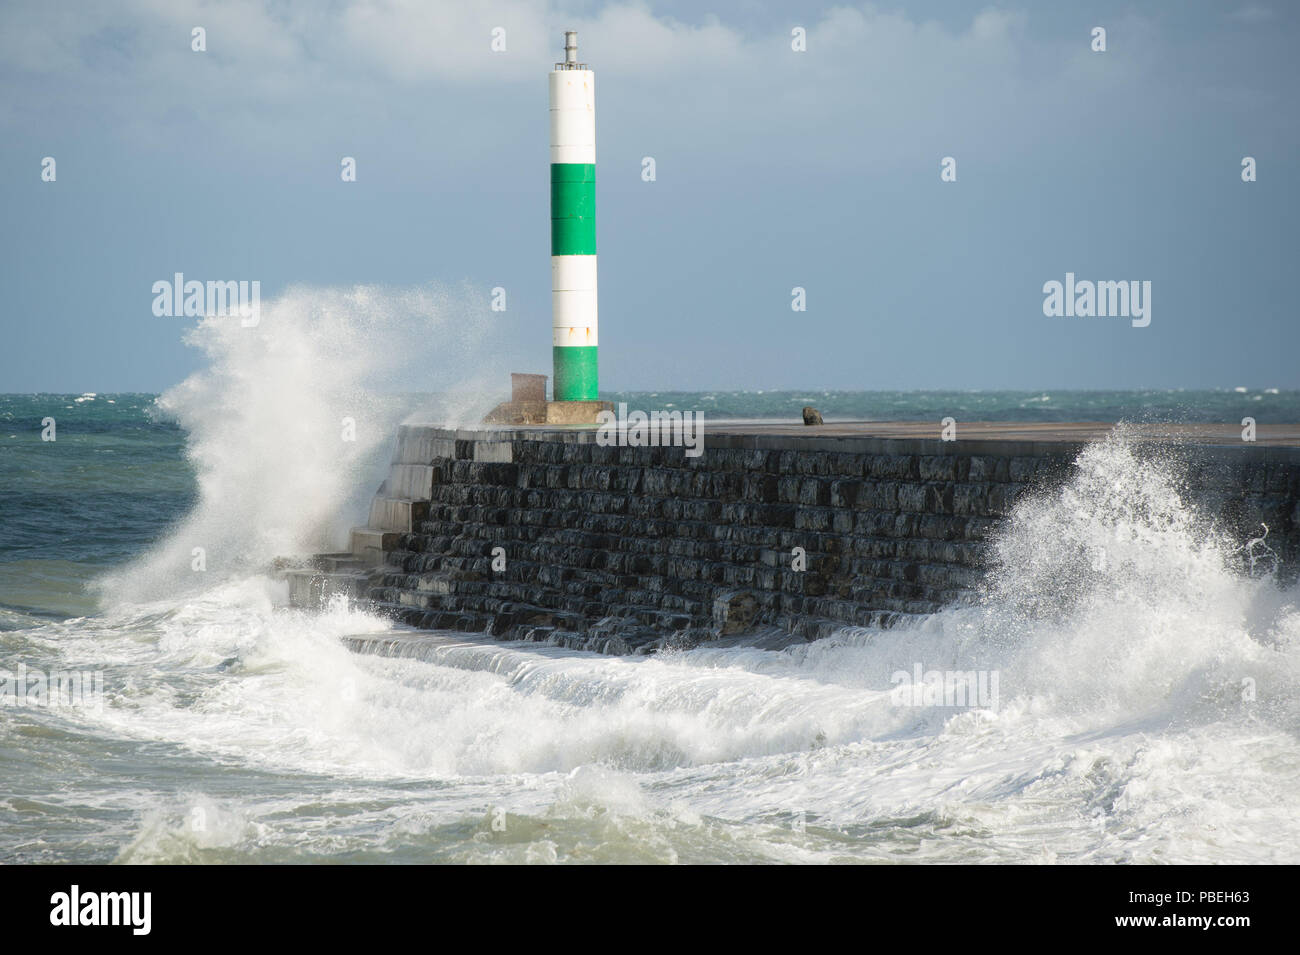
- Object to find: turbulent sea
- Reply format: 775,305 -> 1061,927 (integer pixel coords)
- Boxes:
3,385 -> 1300,864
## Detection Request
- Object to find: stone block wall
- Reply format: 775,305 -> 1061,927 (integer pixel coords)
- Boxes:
296,426 -> 1300,653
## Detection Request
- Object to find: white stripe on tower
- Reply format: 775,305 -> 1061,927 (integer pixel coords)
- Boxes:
552,256 -> 598,336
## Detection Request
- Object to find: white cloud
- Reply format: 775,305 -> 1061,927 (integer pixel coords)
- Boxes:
0,1 -> 1233,171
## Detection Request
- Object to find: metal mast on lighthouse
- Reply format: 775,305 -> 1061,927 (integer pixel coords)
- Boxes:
549,30 -> 598,401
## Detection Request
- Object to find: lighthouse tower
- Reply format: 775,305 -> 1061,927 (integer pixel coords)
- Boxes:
549,31 -> 598,401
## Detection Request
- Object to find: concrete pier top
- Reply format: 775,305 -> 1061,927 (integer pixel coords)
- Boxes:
702,420 -> 1300,447
435,419 -> 1300,458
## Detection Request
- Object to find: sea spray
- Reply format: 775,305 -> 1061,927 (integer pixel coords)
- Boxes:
94,283 -> 511,605
968,429 -> 1299,725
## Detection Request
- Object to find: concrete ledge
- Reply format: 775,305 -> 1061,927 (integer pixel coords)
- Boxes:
367,498 -> 430,533
420,420 -> 1300,461
483,400 -> 613,426
384,464 -> 437,500
393,426 -> 457,465
284,568 -> 372,608
350,527 -> 401,565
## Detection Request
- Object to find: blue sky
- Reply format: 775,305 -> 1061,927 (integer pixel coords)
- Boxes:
1,0 -> 1296,393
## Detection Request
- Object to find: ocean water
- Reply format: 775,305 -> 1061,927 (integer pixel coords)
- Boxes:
4,345 -> 1300,860
604,388 -> 1300,423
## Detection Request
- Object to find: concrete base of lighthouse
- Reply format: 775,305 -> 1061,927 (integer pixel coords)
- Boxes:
482,373 -> 611,425
483,400 -> 612,426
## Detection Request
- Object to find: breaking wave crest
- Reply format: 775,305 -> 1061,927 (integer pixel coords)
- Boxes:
95,284 -> 509,605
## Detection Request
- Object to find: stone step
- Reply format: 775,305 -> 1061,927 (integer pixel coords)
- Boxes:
382,464 -> 437,500
310,552 -> 371,573
413,572 -> 455,595
392,425 -> 458,465
350,527 -> 401,565
284,568 -> 373,610
367,497 -> 430,532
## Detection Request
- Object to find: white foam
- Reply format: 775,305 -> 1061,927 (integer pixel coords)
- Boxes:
31,423 -> 1300,862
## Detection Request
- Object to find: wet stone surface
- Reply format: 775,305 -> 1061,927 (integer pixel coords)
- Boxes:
291,429 -> 1300,655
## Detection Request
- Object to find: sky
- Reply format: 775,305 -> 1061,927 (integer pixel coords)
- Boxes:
1,0 -> 1296,393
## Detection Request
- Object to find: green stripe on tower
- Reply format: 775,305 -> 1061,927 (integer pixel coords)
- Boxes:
550,164 -> 596,256
552,346 -> 598,401
550,179 -> 595,217
551,163 -> 595,183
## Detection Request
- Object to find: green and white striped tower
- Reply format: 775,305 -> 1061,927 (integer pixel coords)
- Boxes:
550,31 -> 598,401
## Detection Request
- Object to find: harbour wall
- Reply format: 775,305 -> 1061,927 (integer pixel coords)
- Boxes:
285,424 -> 1300,653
